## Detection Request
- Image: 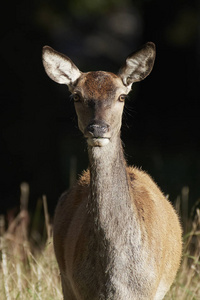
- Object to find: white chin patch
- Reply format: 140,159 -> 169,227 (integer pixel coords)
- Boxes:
87,138 -> 110,147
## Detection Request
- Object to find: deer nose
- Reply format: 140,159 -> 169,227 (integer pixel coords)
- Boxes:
86,121 -> 109,137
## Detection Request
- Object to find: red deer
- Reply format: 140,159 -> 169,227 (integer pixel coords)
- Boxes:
42,42 -> 182,300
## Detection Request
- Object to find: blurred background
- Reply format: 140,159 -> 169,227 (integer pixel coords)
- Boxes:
0,0 -> 199,217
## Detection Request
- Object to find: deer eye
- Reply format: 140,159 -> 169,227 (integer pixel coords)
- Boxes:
73,94 -> 81,102
118,94 -> 126,102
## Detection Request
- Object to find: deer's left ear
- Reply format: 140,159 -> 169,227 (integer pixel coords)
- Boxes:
42,46 -> 82,86
118,42 -> 156,88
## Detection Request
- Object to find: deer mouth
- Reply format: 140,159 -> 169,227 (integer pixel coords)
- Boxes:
87,137 -> 110,147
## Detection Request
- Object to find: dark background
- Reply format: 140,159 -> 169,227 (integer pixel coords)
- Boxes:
0,0 -> 199,216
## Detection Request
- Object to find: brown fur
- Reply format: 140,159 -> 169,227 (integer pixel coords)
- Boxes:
83,72 -> 118,101
54,166 -> 182,300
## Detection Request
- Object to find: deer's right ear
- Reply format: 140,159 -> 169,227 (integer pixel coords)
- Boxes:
42,46 -> 82,86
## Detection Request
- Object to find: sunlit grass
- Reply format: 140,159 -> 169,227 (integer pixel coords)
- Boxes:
0,237 -> 62,300
0,183 -> 199,299
0,183 -> 62,300
165,208 -> 200,299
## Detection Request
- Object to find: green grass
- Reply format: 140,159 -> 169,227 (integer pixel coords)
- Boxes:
0,184 -> 200,299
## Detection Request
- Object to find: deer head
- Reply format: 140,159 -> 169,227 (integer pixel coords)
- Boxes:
42,42 -> 156,147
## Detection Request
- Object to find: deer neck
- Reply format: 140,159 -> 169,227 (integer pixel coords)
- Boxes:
87,134 -> 133,237
87,135 -> 142,298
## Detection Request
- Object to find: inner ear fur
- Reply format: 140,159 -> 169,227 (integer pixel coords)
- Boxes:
42,46 -> 82,85
118,42 -> 156,87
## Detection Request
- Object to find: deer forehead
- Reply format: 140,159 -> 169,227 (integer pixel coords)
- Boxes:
74,71 -> 128,101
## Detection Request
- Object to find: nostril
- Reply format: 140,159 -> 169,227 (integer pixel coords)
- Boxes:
87,124 -> 96,133
101,125 -> 108,133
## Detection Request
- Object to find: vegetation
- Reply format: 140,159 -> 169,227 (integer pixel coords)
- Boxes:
0,183 -> 199,299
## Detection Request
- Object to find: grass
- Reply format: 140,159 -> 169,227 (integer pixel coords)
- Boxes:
0,184 -> 200,299
0,183 -> 62,300
165,208 -> 200,299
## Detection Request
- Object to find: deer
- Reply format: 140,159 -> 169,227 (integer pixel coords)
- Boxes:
42,42 -> 182,300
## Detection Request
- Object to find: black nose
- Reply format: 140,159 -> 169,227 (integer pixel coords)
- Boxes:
87,121 -> 109,137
